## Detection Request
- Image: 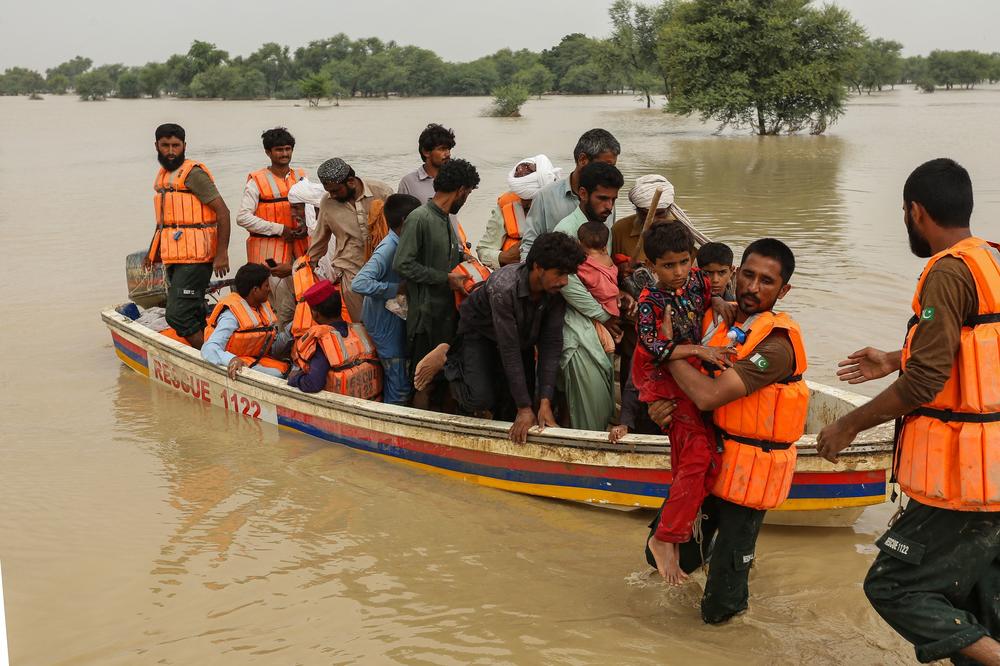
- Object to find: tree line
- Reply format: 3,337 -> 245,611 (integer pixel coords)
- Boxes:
2,1 -> 999,133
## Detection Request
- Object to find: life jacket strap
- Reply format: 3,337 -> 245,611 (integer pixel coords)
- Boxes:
715,428 -> 793,452
158,221 -> 217,230
912,406 -> 1000,423
258,196 -> 289,204
967,312 -> 1000,326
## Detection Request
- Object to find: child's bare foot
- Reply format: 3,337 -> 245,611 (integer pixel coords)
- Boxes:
647,536 -> 689,585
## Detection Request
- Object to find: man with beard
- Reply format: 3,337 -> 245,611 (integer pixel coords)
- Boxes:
551,161 -> 625,430
817,159 -> 1000,666
393,158 -> 480,411
644,238 -> 808,625
145,123 -> 231,349
519,128 -> 621,260
236,127 -> 307,330
308,158 -> 393,322
446,232 -> 586,442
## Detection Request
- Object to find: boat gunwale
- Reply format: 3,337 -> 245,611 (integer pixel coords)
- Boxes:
102,307 -> 895,461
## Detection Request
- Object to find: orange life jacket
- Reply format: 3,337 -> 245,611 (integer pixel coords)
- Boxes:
702,311 -> 809,510
454,258 -> 491,308
292,323 -> 382,399
246,167 -> 308,265
205,292 -> 289,374
290,257 -> 353,335
149,160 -> 218,264
455,220 -> 471,252
497,191 -> 526,251
896,236 -> 1000,511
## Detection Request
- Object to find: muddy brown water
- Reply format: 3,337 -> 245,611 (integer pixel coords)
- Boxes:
1,89 -> 998,664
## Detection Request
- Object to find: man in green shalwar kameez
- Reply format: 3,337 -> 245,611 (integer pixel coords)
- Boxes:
552,161 -> 625,431
393,158 -> 481,409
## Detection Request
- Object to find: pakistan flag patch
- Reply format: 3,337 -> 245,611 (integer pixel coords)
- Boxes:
921,306 -> 936,321
749,353 -> 770,371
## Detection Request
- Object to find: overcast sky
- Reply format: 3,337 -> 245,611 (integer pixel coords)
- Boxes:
2,0 -> 997,71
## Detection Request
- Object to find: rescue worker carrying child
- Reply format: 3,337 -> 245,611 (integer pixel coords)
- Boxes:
644,238 -> 808,625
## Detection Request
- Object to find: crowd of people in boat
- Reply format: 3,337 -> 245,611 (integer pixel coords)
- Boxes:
144,119 -> 809,595
146,122 -> 796,443
143,122 -> 1000,658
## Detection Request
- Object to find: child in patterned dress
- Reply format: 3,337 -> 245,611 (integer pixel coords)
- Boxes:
632,222 -> 735,584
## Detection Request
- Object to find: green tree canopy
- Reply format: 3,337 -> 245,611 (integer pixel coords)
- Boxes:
76,69 -> 114,100
513,63 -> 555,99
660,0 -> 865,135
45,56 -> 92,85
0,67 -> 46,96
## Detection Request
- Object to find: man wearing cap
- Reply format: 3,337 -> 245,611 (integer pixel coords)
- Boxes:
288,279 -> 382,398
476,155 -> 561,270
308,158 -> 393,322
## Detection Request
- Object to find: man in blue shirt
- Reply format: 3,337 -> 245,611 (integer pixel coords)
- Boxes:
352,194 -> 422,404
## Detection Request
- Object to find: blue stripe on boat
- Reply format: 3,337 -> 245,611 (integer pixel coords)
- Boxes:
114,339 -> 148,367
280,414 -> 885,501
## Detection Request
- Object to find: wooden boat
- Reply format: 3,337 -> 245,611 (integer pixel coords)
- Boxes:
103,307 -> 894,527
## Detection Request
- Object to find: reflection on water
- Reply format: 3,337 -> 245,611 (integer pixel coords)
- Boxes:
2,88 -> 998,663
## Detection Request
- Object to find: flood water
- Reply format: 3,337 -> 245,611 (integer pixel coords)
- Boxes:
1,89 -> 999,664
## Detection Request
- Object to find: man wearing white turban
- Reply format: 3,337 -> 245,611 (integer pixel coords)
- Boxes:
288,179 -> 335,280
476,155 -> 561,269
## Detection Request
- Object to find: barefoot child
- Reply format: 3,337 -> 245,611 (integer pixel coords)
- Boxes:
696,241 -> 736,299
633,223 -> 735,584
575,221 -> 621,353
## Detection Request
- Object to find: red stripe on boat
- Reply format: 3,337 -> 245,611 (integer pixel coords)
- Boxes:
112,332 -> 147,359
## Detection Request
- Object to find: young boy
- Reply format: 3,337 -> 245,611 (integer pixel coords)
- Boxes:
632,223 -> 734,584
696,241 -> 736,300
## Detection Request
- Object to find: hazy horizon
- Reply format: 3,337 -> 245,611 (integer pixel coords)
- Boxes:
2,0 -> 998,72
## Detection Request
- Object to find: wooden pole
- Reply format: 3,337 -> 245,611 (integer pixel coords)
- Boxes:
630,187 -> 664,263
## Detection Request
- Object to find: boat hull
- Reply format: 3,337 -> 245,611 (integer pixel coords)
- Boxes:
107,310 -> 893,525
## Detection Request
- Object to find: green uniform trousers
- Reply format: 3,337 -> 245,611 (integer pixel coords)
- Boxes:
863,499 -> 1000,665
646,495 -> 766,624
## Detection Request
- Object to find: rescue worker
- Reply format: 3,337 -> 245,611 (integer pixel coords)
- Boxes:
288,280 -> 382,399
145,123 -> 231,349
817,158 -> 1000,666
644,238 -> 807,625
476,155 -> 561,270
236,127 -> 307,330
202,263 -> 290,379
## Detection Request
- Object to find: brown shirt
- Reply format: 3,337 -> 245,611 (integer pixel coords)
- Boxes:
308,179 -> 393,274
732,330 -> 796,395
179,166 -> 220,205
611,213 -> 642,259
892,256 -> 978,407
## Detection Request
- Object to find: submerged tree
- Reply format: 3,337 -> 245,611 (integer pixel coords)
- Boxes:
487,83 -> 529,117
299,72 -> 332,106
660,0 -> 865,135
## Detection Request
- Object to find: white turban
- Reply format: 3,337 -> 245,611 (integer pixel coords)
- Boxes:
507,154 -> 562,201
628,174 -> 675,210
288,180 -> 328,234
288,179 -> 335,279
